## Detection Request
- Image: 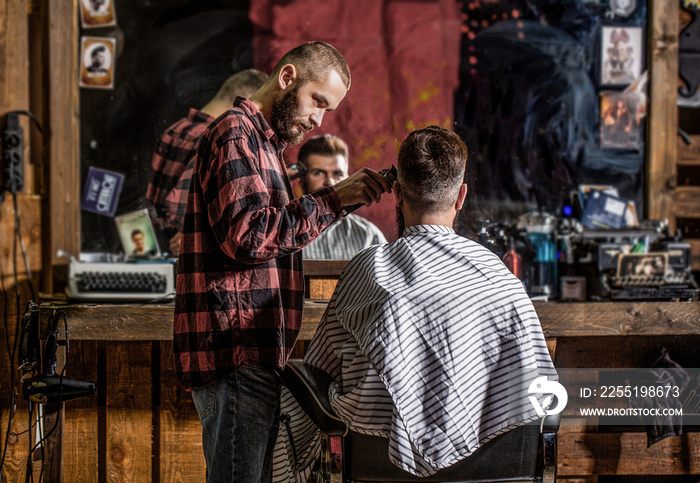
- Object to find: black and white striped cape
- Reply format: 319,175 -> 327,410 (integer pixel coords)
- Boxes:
302,213 -> 387,260
304,224 -> 558,477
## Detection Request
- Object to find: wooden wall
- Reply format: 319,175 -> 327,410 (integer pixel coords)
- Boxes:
0,0 -> 44,480
57,341 -> 205,482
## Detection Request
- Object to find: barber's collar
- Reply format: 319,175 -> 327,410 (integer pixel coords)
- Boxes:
233,97 -> 285,151
403,224 -> 455,237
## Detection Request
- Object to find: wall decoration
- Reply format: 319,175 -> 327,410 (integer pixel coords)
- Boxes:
79,36 -> 116,89
609,0 -> 637,18
115,209 -> 161,258
600,91 -> 643,150
601,26 -> 642,86
81,166 -> 124,217
80,0 -> 117,29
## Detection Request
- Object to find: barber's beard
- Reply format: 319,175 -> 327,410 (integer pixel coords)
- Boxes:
396,207 -> 405,238
270,86 -> 307,145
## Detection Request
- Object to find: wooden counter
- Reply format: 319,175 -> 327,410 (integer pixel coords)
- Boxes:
31,300 -> 700,482
39,299 -> 700,341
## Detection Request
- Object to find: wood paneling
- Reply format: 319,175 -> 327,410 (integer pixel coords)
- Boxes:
646,0 -> 679,226
106,343 -> 152,482
558,432 -> 700,476
61,341 -> 99,482
159,341 -> 205,482
674,187 -> 700,217
678,135 -> 700,165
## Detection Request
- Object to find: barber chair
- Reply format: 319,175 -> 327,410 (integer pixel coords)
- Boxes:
281,359 -> 559,483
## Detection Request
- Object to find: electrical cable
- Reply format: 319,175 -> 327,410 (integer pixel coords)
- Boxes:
0,109 -> 42,481
27,311 -> 67,483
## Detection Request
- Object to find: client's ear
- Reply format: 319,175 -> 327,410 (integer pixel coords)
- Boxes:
393,181 -> 403,207
455,183 -> 468,210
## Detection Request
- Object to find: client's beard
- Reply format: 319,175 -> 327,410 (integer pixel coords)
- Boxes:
396,207 -> 405,238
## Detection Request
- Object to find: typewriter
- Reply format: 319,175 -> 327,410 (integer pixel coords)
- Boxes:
66,260 -> 176,302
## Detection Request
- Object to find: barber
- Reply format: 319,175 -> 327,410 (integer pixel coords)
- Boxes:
173,41 -> 390,483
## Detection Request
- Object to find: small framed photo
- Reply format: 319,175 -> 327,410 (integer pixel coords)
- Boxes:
79,0 -> 117,29
601,26 -> 643,86
80,37 -> 116,90
599,91 -> 643,150
616,253 -> 668,280
115,209 -> 161,259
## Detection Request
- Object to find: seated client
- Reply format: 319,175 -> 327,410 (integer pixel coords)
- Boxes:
300,125 -> 557,477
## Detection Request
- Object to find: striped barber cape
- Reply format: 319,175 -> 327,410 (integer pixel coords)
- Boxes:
304,224 -> 557,477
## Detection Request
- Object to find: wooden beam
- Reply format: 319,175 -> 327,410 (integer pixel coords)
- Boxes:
42,0 -> 80,292
646,0 -> 679,226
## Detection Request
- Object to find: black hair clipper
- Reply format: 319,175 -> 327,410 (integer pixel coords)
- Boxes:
342,164 -> 397,215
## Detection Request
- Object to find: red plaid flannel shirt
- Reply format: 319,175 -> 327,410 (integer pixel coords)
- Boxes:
174,97 -> 342,390
146,109 -> 215,238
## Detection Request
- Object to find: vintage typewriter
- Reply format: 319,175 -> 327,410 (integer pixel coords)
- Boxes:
66,259 -> 176,302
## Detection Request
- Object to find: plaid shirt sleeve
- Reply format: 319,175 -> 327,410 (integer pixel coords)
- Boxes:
196,123 -> 342,264
146,110 -> 214,236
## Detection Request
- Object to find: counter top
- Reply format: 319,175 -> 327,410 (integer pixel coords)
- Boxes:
39,300 -> 700,341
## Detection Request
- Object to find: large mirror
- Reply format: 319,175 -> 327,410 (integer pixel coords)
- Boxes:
79,0 -> 648,254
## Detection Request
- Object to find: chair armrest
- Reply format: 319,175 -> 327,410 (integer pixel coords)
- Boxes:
536,414 -> 560,483
280,360 -> 348,437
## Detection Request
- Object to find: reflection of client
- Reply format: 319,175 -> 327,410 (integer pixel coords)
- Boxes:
299,135 -> 387,259
146,69 -> 267,255
131,229 -> 155,256
86,45 -> 108,74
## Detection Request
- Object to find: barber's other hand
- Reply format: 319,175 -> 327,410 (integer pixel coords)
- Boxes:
332,168 -> 391,209
169,233 -> 182,256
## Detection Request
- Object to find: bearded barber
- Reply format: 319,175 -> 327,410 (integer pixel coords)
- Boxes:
173,41 -> 390,483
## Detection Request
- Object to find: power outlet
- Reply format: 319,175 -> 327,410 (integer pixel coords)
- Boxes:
2,112 -> 24,194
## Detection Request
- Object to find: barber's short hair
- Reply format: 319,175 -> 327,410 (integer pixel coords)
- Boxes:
298,134 -> 349,169
214,69 -> 268,103
130,229 -> 144,239
397,126 -> 468,212
271,41 -> 351,90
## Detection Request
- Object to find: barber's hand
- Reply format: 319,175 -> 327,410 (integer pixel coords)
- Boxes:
332,168 -> 392,210
169,233 -> 182,256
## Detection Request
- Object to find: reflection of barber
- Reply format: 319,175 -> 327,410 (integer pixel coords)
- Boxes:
86,45 -> 108,74
146,69 -> 267,255
299,134 -> 387,259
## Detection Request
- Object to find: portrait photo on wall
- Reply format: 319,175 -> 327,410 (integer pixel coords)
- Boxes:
79,0 -> 117,28
599,91 -> 643,150
600,26 -> 643,86
115,209 -> 161,259
79,36 -> 116,90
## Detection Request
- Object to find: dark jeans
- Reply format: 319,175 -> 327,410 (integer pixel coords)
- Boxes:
192,365 -> 282,483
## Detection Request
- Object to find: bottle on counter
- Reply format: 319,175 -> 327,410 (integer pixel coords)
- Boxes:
502,235 -> 522,280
